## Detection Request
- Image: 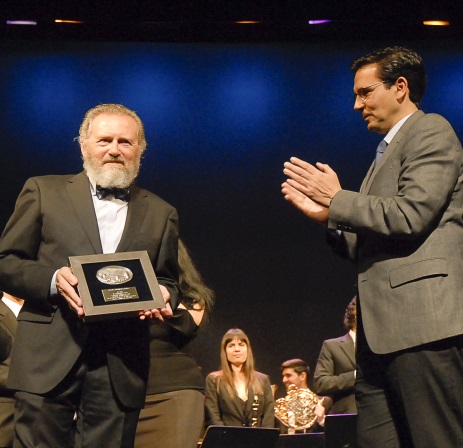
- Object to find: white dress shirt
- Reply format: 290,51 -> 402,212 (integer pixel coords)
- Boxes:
88,179 -> 128,254
1,295 -> 22,317
50,175 -> 129,294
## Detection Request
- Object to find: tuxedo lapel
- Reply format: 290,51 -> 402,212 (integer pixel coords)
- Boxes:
363,111 -> 424,194
66,177 -> 151,254
66,172 -> 103,254
0,301 -> 17,337
116,185 -> 148,253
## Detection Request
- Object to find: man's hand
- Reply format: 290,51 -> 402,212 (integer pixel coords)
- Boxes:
314,402 -> 326,426
56,266 -> 84,317
283,157 -> 342,208
281,181 -> 329,224
139,284 -> 173,321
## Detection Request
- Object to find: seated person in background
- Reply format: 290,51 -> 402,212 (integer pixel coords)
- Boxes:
205,328 -> 274,428
276,358 -> 331,433
1,291 -> 24,448
313,296 -> 357,414
135,240 -> 215,448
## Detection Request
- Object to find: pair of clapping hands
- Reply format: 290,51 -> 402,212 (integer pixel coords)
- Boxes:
282,157 -> 342,224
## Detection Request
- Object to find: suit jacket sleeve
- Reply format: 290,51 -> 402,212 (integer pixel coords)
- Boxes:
328,113 -> 462,243
205,374 -> 225,426
313,340 -> 355,396
0,178 -> 57,302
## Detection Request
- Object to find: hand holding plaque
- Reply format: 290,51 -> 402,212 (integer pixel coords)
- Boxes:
68,250 -> 166,322
138,284 -> 173,322
56,266 -> 83,317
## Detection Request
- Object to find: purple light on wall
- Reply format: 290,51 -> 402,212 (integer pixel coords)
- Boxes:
6,20 -> 37,25
308,20 -> 332,25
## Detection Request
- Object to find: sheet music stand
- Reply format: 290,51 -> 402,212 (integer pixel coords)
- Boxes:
201,425 -> 280,448
324,413 -> 357,448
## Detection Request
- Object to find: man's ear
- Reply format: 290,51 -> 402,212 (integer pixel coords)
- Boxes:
395,76 -> 409,101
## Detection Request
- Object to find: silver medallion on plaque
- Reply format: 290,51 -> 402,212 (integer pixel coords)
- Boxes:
96,265 -> 133,285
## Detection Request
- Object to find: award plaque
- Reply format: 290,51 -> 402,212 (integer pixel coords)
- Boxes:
68,250 -> 166,322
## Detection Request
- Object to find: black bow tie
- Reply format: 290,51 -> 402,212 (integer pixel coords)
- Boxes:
95,186 -> 130,202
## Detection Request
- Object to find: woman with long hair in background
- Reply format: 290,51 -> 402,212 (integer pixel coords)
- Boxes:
205,328 -> 274,428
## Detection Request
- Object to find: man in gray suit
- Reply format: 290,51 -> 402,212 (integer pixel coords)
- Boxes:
282,47 -> 463,447
313,296 -> 356,414
0,104 -> 180,447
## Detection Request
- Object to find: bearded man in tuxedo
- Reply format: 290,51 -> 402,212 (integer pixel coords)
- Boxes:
0,104 -> 180,447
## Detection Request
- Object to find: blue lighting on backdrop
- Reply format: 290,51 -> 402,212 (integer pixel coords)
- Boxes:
3,42 -> 461,168
1,40 -> 461,201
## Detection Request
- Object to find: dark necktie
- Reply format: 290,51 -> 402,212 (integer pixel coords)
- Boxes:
375,140 -> 388,167
95,186 -> 130,201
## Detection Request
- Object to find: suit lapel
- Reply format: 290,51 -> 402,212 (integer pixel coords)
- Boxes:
339,333 -> 356,367
363,111 -> 424,194
360,162 -> 375,193
116,185 -> 148,253
66,172 -> 103,254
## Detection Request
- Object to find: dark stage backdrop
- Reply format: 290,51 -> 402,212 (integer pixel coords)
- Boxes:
1,39 -> 462,395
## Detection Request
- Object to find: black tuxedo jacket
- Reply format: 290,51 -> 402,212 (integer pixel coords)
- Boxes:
0,172 -> 180,408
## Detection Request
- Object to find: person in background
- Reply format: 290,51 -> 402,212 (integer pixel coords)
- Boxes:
278,358 -> 331,433
205,328 -> 274,428
313,296 -> 357,414
135,240 -> 214,448
282,47 -> 463,447
0,291 -> 24,448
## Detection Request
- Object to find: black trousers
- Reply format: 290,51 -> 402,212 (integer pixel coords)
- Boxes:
13,334 -> 140,448
356,301 -> 463,448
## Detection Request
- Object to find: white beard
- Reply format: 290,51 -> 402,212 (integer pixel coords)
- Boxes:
83,154 -> 141,188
